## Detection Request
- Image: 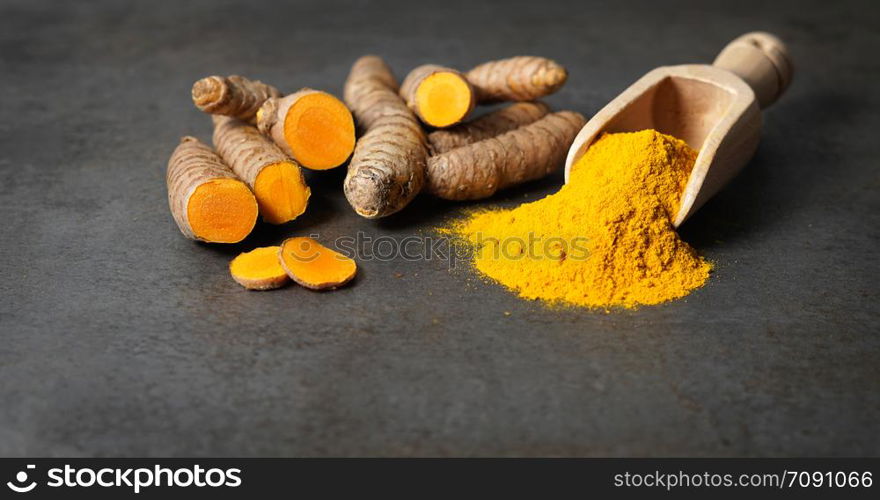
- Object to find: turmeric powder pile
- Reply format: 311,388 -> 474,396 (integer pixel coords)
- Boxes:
447,129 -> 712,309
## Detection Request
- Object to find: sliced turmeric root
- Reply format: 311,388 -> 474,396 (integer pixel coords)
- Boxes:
252,162 -> 310,224
257,89 -> 356,170
400,65 -> 476,128
166,137 -> 258,243
229,246 -> 290,290
213,116 -> 310,224
279,237 -> 357,290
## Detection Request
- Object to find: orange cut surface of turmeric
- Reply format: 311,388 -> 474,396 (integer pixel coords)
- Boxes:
279,237 -> 357,290
253,162 -> 310,224
415,71 -> 474,127
229,246 -> 289,290
187,178 -> 258,243
283,92 -> 356,170
212,116 -> 310,225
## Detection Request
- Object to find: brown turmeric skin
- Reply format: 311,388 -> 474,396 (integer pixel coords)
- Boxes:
279,237 -> 357,290
212,116 -> 310,224
343,55 -> 428,218
400,65 -> 476,128
192,75 -> 281,122
466,56 -> 568,102
166,136 -> 258,243
427,101 -> 550,154
256,89 -> 356,170
427,111 -> 586,200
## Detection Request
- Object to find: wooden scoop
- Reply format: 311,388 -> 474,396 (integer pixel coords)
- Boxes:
564,32 -> 793,227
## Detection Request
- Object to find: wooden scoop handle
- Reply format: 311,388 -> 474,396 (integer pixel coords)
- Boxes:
713,32 -> 793,109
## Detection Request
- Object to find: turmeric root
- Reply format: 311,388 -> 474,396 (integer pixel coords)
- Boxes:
212,116 -> 310,224
192,75 -> 281,122
166,137 -> 258,243
279,237 -> 357,290
256,89 -> 356,170
343,55 -> 428,218
426,101 -> 550,154
229,246 -> 290,290
426,111 -> 586,200
399,65 -> 476,128
466,56 -> 568,102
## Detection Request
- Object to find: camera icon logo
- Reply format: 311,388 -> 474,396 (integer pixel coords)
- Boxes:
7,464 -> 37,493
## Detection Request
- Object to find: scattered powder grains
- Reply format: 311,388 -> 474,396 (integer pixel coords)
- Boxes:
447,129 -> 712,309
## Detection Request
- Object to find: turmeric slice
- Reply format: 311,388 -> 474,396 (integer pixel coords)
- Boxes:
212,116 -> 310,224
343,55 -> 428,218
466,56 -> 568,102
192,75 -> 281,122
426,111 -> 586,200
400,65 -> 476,128
427,101 -> 550,154
279,237 -> 357,290
257,89 -> 355,170
229,246 -> 290,290
166,136 -> 258,243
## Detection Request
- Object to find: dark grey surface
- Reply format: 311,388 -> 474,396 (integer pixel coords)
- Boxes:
0,0 -> 878,457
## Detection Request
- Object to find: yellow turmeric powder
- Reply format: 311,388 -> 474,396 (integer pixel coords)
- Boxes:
446,129 -> 712,309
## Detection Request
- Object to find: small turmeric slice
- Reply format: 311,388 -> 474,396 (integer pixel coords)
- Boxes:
166,136 -> 258,243
257,89 -> 356,170
466,56 -> 568,103
213,116 -> 310,224
400,65 -> 476,128
192,75 -> 281,122
279,237 -> 357,290
229,246 -> 290,290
